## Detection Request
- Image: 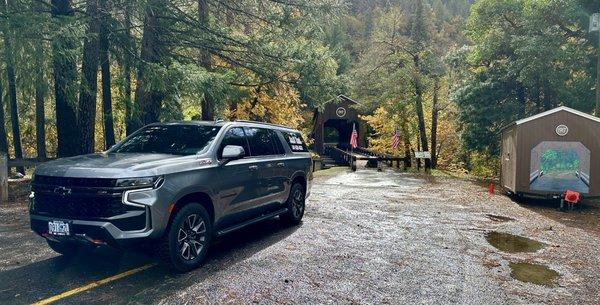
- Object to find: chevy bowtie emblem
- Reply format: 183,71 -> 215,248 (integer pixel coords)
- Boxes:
54,186 -> 72,196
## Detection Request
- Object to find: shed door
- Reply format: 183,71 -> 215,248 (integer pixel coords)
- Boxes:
501,131 -> 516,191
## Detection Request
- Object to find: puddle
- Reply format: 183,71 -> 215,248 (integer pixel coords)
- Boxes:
485,214 -> 515,222
485,232 -> 545,253
509,262 -> 559,286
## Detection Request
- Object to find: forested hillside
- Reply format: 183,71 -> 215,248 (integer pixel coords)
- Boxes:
0,0 -> 598,176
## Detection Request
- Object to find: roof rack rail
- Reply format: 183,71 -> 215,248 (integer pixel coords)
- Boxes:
234,120 -> 295,130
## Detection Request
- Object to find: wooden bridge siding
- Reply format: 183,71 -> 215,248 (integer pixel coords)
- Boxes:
313,97 -> 366,155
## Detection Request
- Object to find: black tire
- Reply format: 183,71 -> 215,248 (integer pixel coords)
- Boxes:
157,203 -> 212,272
280,182 -> 305,225
47,240 -> 80,256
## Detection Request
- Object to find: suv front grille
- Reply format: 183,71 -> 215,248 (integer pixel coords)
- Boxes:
32,193 -> 139,218
31,175 -> 144,219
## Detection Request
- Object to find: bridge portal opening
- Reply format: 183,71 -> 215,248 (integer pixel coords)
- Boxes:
529,141 -> 590,193
323,119 -> 359,150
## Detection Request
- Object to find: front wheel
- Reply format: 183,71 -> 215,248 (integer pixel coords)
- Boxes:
280,182 -> 305,225
157,203 -> 212,272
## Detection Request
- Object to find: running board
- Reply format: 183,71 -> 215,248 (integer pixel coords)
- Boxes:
216,208 -> 289,237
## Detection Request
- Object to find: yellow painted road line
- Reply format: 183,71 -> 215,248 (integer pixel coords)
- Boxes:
31,263 -> 157,305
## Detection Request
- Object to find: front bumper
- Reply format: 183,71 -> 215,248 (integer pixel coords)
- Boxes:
30,213 -> 155,247
29,186 -> 166,248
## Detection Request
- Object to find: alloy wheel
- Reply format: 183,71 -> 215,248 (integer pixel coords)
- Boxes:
291,187 -> 305,218
177,214 -> 207,261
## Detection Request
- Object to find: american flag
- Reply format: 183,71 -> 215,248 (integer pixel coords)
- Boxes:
392,128 -> 400,149
350,123 -> 358,149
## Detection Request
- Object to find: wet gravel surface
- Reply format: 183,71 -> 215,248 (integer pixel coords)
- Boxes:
0,168 -> 599,304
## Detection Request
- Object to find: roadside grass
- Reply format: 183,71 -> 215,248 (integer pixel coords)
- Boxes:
312,166 -> 350,178
389,166 -> 498,187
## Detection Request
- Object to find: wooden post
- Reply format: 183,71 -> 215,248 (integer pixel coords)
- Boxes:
597,28 -> 600,116
0,153 -> 7,202
596,22 -> 600,116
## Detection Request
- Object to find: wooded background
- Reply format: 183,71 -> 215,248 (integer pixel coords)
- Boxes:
0,0 -> 598,176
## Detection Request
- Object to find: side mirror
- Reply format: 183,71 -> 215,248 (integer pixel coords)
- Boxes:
221,145 -> 245,163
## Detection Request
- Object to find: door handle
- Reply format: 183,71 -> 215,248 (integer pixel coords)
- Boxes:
248,165 -> 259,171
276,162 -> 285,167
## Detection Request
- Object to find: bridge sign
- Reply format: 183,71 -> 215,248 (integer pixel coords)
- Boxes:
415,151 -> 431,159
336,107 -> 347,118
590,13 -> 600,32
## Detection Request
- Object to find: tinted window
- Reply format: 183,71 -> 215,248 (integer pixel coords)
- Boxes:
245,127 -> 277,156
283,132 -> 308,152
111,125 -> 221,155
270,130 -> 285,155
218,127 -> 250,158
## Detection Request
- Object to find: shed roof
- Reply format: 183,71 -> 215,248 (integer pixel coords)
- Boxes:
515,106 -> 600,125
499,106 -> 600,134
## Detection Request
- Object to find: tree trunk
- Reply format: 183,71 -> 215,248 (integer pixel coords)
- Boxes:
78,0 -> 101,154
51,0 -> 80,157
228,102 -> 237,120
413,55 -> 430,169
132,0 -> 167,130
34,22 -> 47,159
0,81 -> 8,156
430,78 -> 440,169
1,0 -> 23,174
123,1 -> 134,135
33,0 -> 47,159
541,82 -> 553,111
198,0 -> 215,120
596,30 -> 600,117
99,0 -> 115,149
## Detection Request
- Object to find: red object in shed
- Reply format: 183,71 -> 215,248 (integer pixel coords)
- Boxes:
564,190 -> 580,203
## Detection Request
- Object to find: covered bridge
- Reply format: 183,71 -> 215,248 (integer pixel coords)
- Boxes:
311,95 -> 367,155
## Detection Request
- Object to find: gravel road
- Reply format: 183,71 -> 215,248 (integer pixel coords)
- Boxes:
0,168 -> 598,304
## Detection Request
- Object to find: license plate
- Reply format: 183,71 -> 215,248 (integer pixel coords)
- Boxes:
48,221 -> 70,236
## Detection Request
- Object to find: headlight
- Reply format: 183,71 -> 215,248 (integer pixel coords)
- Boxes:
116,176 -> 163,189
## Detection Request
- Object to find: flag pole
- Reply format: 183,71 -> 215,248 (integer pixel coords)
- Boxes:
350,123 -> 355,171
350,127 -> 354,170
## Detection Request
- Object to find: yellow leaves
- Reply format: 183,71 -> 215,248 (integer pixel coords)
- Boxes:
227,82 -> 305,130
290,8 -> 302,20
361,106 -> 401,155
435,112 -> 461,169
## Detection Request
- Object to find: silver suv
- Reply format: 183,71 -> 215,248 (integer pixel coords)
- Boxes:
30,121 -> 312,272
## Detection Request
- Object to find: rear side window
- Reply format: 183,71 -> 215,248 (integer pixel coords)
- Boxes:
270,130 -> 286,155
283,132 -> 308,152
245,127 -> 278,156
218,127 -> 250,158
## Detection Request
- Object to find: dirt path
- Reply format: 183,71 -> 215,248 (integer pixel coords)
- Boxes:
0,169 -> 598,304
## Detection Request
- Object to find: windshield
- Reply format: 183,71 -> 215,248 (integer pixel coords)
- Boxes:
110,125 -> 221,155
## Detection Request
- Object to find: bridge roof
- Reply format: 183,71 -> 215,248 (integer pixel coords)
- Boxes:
336,94 -> 361,105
